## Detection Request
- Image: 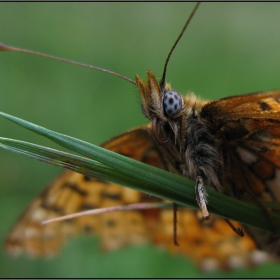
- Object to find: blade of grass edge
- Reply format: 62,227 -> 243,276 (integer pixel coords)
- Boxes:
0,112 -> 280,233
0,138 -> 193,206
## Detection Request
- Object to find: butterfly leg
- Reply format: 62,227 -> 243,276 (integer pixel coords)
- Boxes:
173,202 -> 179,246
224,219 -> 244,237
195,176 -> 210,220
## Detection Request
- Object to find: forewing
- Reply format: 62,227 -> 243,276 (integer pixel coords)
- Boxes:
202,90 -> 280,255
201,90 -> 280,199
202,90 -> 280,121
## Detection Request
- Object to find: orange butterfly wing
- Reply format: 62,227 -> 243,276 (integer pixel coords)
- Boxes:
5,125 -> 267,270
5,125 -> 162,256
202,90 -> 280,120
202,90 -> 280,255
201,90 -> 280,199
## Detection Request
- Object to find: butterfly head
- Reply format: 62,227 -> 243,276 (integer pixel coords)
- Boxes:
136,71 -> 186,143
136,70 -> 185,120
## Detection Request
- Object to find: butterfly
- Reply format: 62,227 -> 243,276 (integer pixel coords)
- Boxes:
1,2 -> 280,276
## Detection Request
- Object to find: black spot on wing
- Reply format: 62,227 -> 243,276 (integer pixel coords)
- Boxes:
105,219 -> 117,228
81,203 -> 98,210
41,201 -> 62,213
220,120 -> 250,141
83,175 -> 93,182
83,225 -> 95,233
259,101 -> 272,111
62,182 -> 88,196
101,192 -> 122,200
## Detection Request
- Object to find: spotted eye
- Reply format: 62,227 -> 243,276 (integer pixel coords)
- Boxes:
163,90 -> 182,117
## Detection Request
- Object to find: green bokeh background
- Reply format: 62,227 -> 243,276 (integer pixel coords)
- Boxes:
1,2 -> 280,278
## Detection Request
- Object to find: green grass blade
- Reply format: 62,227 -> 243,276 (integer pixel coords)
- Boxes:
0,111 -> 195,202
0,112 -> 280,234
0,137 -> 185,199
0,136 -> 197,207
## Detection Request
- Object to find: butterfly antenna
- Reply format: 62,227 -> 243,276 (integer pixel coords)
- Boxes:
160,2 -> 201,90
0,43 -> 136,85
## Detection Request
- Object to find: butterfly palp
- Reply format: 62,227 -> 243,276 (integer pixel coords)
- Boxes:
163,90 -> 183,118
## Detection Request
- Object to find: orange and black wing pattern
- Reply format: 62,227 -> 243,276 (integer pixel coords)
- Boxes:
202,90 -> 280,254
5,125 -> 268,271
201,90 -> 280,201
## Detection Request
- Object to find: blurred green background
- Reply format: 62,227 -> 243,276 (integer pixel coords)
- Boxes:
1,2 -> 280,278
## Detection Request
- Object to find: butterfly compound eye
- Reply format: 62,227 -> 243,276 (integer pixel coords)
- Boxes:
163,90 -> 182,117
